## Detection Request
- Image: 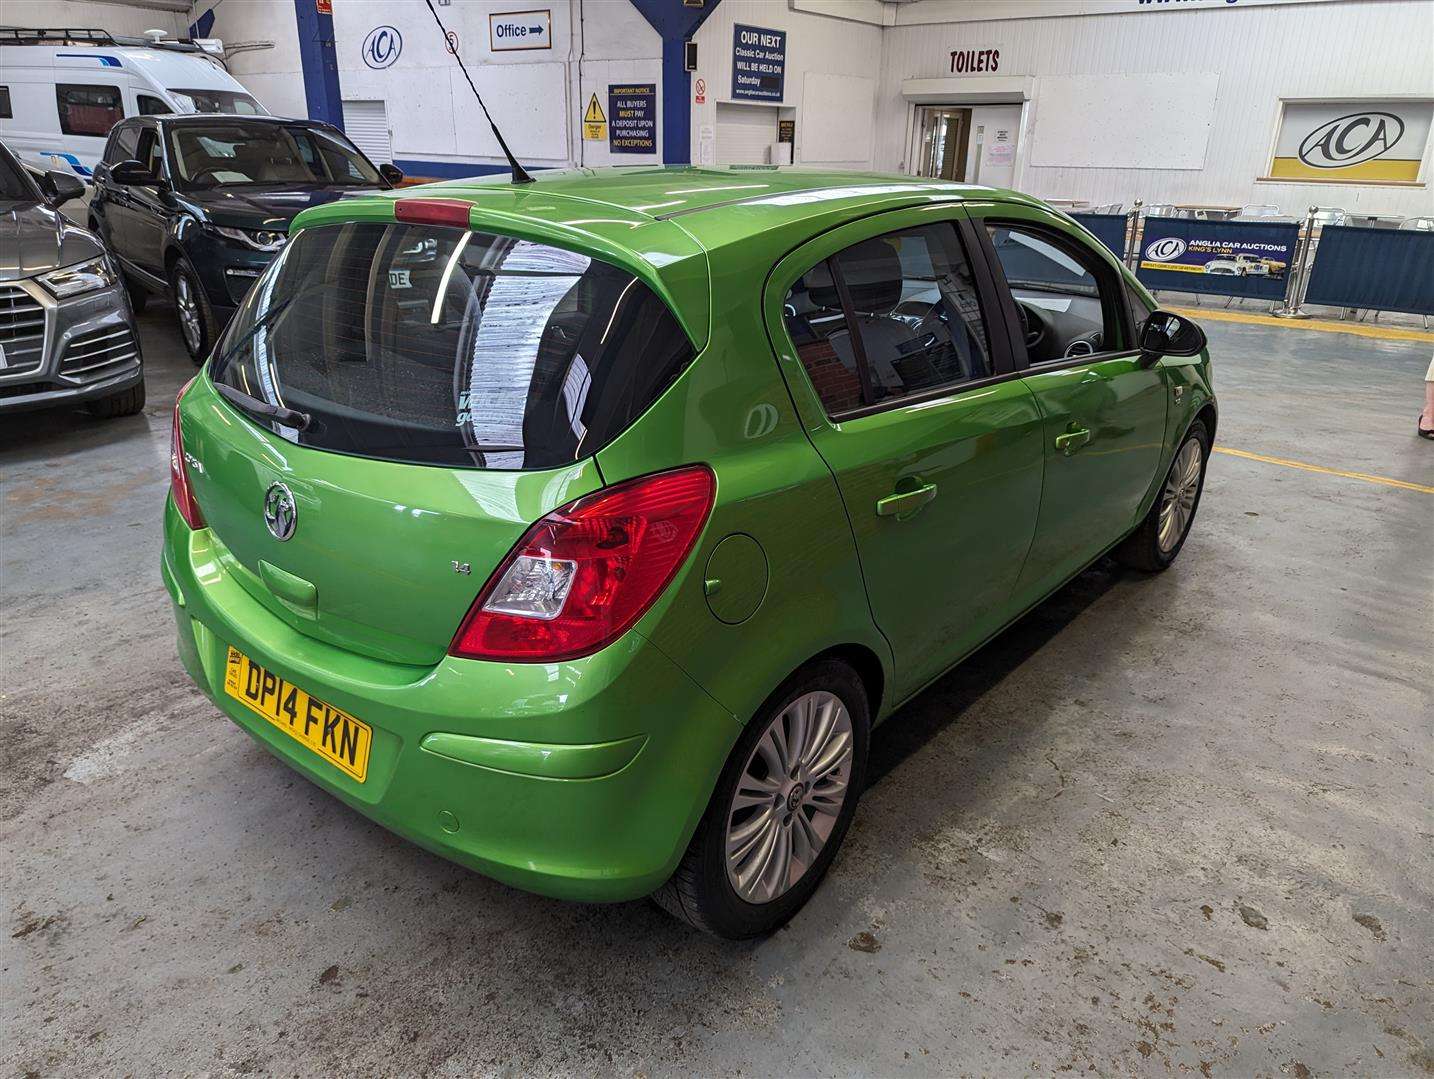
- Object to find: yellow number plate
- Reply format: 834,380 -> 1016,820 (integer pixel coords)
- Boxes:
223,647 -> 372,782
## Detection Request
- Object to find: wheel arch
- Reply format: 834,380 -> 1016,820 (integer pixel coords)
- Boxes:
788,642 -> 887,725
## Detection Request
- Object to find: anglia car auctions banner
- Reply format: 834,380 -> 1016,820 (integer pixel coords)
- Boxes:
1137,218 -> 1300,301
1267,100 -> 1432,184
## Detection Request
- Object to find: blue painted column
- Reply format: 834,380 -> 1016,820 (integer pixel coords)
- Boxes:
628,0 -> 723,165
293,0 -> 345,129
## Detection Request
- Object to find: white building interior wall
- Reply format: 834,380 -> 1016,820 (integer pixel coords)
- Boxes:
877,0 -> 1434,216
28,0 -> 1429,215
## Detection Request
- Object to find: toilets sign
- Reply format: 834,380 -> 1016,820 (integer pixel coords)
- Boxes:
732,24 -> 786,102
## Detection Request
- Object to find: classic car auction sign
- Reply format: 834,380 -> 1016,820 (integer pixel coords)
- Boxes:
608,84 -> 656,155
732,24 -> 786,102
1137,218 -> 1300,301
1267,100 -> 1432,183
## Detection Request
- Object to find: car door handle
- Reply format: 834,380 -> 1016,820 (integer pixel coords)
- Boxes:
876,482 -> 937,518
1054,426 -> 1092,456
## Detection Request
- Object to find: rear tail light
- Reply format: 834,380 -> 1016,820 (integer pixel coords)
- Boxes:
450,466 -> 716,662
170,375 -> 206,530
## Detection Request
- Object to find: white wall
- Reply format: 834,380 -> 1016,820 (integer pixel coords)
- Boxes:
198,2 -> 305,118
1,2 -> 190,37
876,0 -> 1434,216
323,0 -> 661,173
691,0 -> 884,170
572,2 -> 662,168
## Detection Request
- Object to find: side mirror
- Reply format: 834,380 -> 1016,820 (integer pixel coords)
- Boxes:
41,169 -> 87,207
108,159 -> 156,185
378,162 -> 405,187
1139,310 -> 1207,360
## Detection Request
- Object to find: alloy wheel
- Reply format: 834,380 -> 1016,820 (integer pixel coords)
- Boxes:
175,273 -> 202,354
725,690 -> 854,905
1157,437 -> 1203,553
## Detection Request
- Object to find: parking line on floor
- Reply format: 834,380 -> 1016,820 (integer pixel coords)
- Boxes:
1214,446 -> 1434,494
1168,306 -> 1434,344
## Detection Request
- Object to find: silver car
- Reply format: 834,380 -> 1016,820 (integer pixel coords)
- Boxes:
1,140 -> 144,417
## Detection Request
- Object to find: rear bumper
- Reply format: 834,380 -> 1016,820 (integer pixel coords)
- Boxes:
161,499 -> 741,902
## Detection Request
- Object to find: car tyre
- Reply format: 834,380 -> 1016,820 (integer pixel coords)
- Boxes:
170,257 -> 214,364
85,381 -> 146,419
652,658 -> 869,939
1116,418 -> 1210,572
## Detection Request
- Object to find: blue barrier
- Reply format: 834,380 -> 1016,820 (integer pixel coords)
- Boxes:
1303,226 -> 1434,316
1070,213 -> 1127,258
1135,217 -> 1299,301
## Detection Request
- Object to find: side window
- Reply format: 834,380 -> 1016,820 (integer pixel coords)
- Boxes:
0,87 -> 12,120
135,128 -> 164,178
784,223 -> 993,416
984,223 -> 1125,364
104,124 -> 140,165
784,261 -> 866,415
137,94 -> 170,116
833,226 -> 991,404
56,84 -> 125,137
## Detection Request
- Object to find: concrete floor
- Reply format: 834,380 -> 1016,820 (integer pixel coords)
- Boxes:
2,307 -> 1431,1077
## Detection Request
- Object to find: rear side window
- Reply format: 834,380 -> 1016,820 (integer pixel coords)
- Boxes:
209,221 -> 695,470
104,124 -> 140,164
784,223 -> 992,415
0,87 -> 11,120
56,84 -> 124,137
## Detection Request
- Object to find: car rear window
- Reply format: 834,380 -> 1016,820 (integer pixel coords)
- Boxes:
208,221 -> 696,470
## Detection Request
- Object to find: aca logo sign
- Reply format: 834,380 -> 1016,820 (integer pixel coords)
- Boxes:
362,25 -> 402,69
1145,236 -> 1188,262
1298,111 -> 1405,169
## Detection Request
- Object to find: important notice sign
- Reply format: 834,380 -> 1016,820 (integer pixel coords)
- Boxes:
732,24 -> 786,102
608,83 -> 656,155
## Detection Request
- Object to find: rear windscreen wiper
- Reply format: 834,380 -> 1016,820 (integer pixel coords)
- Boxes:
214,381 -> 312,431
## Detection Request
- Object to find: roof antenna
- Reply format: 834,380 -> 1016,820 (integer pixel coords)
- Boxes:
423,0 -> 534,185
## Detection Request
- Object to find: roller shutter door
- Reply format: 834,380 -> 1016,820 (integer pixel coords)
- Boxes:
715,103 -> 778,165
342,99 -> 393,164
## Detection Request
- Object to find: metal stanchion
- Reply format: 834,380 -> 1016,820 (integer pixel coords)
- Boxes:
1272,205 -> 1316,319
1124,199 -> 1143,269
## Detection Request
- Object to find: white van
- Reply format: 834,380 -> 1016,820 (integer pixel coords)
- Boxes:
0,28 -> 268,179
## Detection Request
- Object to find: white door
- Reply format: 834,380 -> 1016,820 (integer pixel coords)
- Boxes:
342,99 -> 393,164
715,103 -> 778,165
965,105 -> 1022,189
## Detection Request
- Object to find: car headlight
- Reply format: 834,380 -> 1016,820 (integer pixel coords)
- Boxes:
38,256 -> 117,299
212,225 -> 287,252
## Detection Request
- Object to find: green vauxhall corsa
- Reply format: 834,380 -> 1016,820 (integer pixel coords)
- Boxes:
162,166 -> 1215,938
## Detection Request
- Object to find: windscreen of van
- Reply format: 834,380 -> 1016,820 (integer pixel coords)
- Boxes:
172,88 -> 265,115
208,221 -> 696,470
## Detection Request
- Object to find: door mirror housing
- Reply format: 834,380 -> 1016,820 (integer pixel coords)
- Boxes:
378,162 -> 405,187
108,159 -> 156,186
1139,310 -> 1207,360
40,169 -> 86,207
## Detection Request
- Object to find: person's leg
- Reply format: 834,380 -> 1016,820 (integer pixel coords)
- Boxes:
1422,353 -> 1434,438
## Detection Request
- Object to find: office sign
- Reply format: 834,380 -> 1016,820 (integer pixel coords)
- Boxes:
1136,218 -> 1299,301
1267,99 -> 1431,183
732,24 -> 786,102
608,83 -> 656,155
489,9 -> 552,52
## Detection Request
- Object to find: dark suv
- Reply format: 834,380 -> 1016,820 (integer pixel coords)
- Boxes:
89,114 -> 402,362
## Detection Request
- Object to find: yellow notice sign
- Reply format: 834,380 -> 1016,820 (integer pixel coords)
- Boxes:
582,93 -> 607,141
